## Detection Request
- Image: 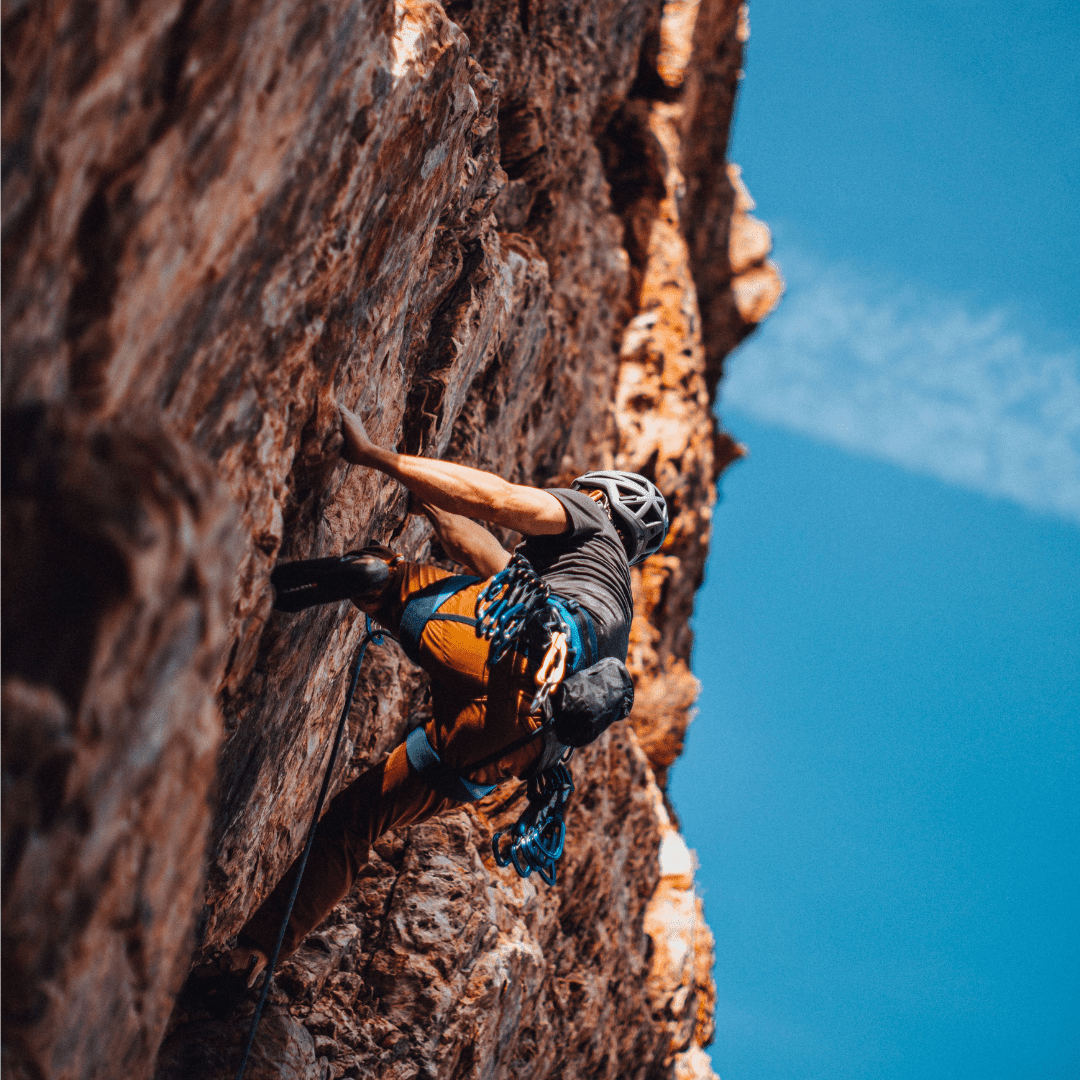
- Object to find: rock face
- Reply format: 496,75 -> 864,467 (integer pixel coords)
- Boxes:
2,404 -> 242,1079
1,0 -> 780,1076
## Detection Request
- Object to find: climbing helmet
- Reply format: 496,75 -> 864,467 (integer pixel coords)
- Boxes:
571,470 -> 669,565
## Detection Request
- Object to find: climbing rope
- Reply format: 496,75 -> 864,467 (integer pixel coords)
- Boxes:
491,761 -> 575,887
234,616 -> 383,1080
235,559 -> 578,1075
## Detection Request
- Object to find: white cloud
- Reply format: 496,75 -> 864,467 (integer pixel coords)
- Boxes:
720,254 -> 1080,524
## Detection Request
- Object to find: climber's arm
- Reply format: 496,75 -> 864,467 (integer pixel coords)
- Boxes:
340,404 -> 569,536
421,503 -> 512,578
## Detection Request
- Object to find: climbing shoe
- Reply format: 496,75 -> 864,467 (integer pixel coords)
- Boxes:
271,552 -> 391,612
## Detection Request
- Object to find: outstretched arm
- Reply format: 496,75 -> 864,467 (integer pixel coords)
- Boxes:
421,503 -> 512,578
341,405 -> 568,536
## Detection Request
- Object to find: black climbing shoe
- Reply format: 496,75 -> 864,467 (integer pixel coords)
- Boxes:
271,553 -> 391,612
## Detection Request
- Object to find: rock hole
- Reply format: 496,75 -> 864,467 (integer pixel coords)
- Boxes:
349,106 -> 373,146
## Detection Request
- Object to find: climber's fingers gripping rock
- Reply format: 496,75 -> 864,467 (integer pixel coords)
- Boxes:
339,401 -> 376,465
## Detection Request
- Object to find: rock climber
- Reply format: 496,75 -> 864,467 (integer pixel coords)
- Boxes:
225,404 -> 668,984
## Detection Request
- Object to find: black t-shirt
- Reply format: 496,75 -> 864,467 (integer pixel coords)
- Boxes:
516,488 -> 634,662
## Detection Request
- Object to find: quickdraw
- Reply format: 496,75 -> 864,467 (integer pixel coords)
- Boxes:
492,762 -> 575,887
475,554 -> 556,665
475,555 -> 576,716
478,557 -> 582,888
530,630 -> 568,713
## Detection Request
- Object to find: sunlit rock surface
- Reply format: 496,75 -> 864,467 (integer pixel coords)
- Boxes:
1,0 -> 779,1075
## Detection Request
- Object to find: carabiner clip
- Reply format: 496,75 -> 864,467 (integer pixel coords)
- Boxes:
530,631 -> 568,713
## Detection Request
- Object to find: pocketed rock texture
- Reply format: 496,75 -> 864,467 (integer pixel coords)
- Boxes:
1,0 -> 780,1076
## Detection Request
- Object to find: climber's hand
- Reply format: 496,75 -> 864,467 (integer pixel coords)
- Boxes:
222,943 -> 269,988
339,402 -> 377,465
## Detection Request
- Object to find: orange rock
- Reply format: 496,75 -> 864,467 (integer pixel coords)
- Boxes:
729,213 -> 774,276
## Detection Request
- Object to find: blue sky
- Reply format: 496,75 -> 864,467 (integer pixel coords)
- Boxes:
669,1 -> 1080,1077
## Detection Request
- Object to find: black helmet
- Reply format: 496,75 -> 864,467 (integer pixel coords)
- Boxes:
572,471 -> 669,565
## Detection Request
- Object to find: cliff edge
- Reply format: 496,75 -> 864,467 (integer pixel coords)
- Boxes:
1,0 -> 781,1076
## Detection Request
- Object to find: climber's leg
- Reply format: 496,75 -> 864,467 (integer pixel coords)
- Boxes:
238,739 -> 453,960
234,564 -> 546,964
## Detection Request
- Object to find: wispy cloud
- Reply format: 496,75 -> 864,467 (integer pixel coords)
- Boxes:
720,254 -> 1080,524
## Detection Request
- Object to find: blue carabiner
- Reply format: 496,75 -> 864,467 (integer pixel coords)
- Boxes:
490,763 -> 574,888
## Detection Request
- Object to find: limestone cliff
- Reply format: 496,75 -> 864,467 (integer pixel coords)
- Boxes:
1,0 -> 781,1075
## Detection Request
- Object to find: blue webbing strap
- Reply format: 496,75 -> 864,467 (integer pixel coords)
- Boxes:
405,727 -> 497,803
398,574 -> 480,664
548,596 -> 598,673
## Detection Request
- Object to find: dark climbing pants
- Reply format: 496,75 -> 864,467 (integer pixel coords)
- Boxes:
240,559 -> 546,958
